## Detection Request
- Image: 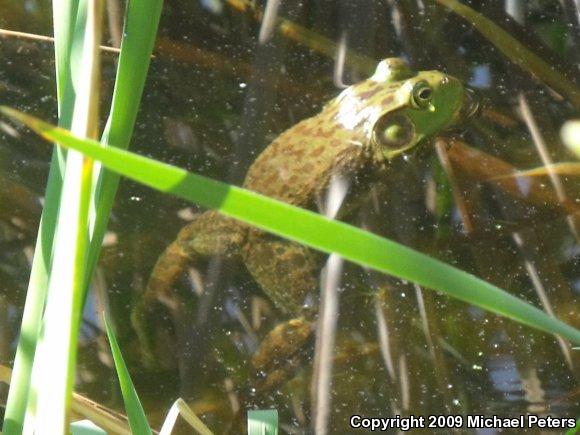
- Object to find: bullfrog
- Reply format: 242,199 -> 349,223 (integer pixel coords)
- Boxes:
131,58 -> 478,382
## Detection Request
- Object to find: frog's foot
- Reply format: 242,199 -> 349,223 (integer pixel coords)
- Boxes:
131,211 -> 245,367
251,318 -> 314,392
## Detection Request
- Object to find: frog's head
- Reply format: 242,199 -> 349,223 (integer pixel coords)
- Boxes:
334,58 -> 478,159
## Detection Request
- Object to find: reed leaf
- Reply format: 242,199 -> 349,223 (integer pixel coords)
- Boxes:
104,315 -> 152,435
4,107 -> 580,347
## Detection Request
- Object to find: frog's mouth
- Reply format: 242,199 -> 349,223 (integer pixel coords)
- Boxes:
456,87 -> 481,124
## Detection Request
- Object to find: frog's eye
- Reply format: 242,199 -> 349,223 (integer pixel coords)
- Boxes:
411,82 -> 433,109
372,113 -> 415,149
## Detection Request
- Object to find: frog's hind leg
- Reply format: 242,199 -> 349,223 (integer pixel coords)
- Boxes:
243,231 -> 320,391
243,229 -> 321,316
132,210 -> 245,367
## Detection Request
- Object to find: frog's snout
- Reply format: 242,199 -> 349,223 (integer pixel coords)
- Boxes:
457,87 -> 481,123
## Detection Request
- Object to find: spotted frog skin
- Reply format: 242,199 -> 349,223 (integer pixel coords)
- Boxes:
132,58 -> 476,381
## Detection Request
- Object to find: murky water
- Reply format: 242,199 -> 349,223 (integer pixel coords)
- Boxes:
1,1 -> 579,433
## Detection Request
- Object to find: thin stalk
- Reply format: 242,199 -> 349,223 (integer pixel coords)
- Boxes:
2,0 -> 79,430
26,0 -> 101,431
84,0 -> 163,297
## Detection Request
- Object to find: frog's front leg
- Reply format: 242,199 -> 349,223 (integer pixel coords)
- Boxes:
243,230 -> 320,391
132,210 -> 245,367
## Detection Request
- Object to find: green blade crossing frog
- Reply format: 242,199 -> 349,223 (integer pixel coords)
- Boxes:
132,58 -> 477,386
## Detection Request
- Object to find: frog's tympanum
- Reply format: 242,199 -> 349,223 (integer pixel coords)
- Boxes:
132,58 -> 477,388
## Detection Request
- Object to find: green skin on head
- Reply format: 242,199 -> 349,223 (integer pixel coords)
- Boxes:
333,59 -> 468,160
383,72 -> 466,155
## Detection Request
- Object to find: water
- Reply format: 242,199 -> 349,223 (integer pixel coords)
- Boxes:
1,0 -> 579,433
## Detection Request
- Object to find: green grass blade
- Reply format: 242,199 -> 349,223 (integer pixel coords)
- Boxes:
431,0 -> 580,108
30,151 -> 92,433
6,0 -> 162,429
11,115 -> 69,435
85,0 -> 164,293
2,154 -> 63,435
248,410 -> 278,435
2,0 -> 80,431
5,108 -> 580,346
24,0 -> 101,431
104,315 -> 152,435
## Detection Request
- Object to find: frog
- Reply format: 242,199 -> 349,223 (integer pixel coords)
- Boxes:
131,58 -> 478,387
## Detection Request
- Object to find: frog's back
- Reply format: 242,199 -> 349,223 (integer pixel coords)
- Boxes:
241,58 -> 442,205
243,99 -> 378,207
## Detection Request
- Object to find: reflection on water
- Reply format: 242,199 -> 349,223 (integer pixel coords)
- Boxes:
1,0 -> 579,432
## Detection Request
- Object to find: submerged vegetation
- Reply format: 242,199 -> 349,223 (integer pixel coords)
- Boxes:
0,0 -> 579,433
